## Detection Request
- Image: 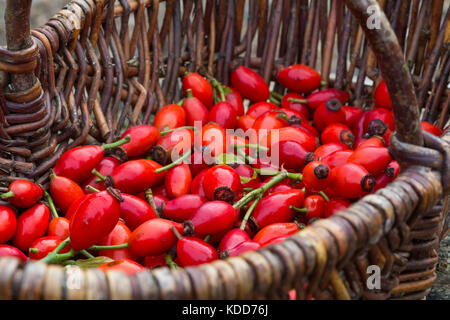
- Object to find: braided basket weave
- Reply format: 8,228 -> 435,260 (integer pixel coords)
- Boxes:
0,0 -> 449,300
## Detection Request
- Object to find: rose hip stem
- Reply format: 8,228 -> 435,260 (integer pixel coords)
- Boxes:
166,253 -> 178,269
145,188 -> 160,217
45,191 -> 59,219
240,194 -> 262,230
159,126 -> 196,136
288,97 -> 308,104
211,78 -> 226,102
102,134 -> 131,149
86,185 -> 101,193
233,143 -> 269,152
232,171 -> 302,209
155,150 -> 192,173
289,206 -> 308,214
41,236 -> 73,264
319,191 -> 330,201
87,243 -> 129,251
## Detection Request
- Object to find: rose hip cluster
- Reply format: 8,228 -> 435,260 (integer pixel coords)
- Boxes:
0,64 -> 443,276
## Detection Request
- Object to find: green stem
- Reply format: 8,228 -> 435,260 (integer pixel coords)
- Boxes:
171,226 -> 183,240
233,172 -> 288,209
186,89 -> 193,98
319,191 -> 330,202
269,96 -> 281,105
166,253 -> 178,269
236,148 -> 255,163
270,91 -> 284,100
240,195 -> 262,230
29,248 -> 39,254
0,191 -> 14,200
290,206 -> 308,214
87,243 -> 129,251
86,185 -> 100,193
45,191 -> 59,219
253,168 -> 303,181
155,150 -> 192,173
101,134 -> 131,150
204,235 -> 211,243
41,236 -> 72,264
177,99 -> 184,106
145,188 -> 159,217
92,169 -> 107,182
233,143 -> 269,152
211,78 -> 226,102
160,126 -> 196,136
288,97 -> 308,104
80,250 -> 95,259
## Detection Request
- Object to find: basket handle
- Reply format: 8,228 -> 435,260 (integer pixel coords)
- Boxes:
4,0 -> 36,92
344,0 -> 424,147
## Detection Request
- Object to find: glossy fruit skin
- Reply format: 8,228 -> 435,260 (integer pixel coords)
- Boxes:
293,122 -> 320,137
363,108 -> 395,133
129,218 -> 183,256
262,126 -> 318,152
355,136 -> 385,150
187,201 -> 238,238
54,145 -> 105,183
47,217 -> 70,240
153,104 -> 186,131
342,106 -> 363,127
348,147 -> 391,176
13,204 -> 50,252
119,194 -> 157,230
162,194 -> 207,222
230,66 -> 270,102
251,189 -> 304,230
208,101 -> 238,129
190,169 -> 208,197
183,72 -> 214,108
3,180 -> 43,209
64,195 -> 86,221
50,175 -> 84,213
237,114 -> 256,131
421,121 -> 442,137
385,160 -> 400,181
82,157 -> 121,193
246,102 -> 278,119
176,237 -> 218,267
302,161 -> 331,191
0,244 -> 28,262
253,222 -> 299,246
304,195 -> 326,221
98,259 -> 145,275
281,92 -> 311,119
152,128 -> 194,165
253,112 -> 288,134
314,143 -> 348,160
189,150 -> 210,177
29,236 -> 68,260
0,206 -> 17,243
223,86 -> 245,116
273,140 -> 311,170
304,88 -> 350,110
98,221 -> 136,261
182,94 -> 209,126
111,159 -> 164,194
234,164 -> 260,189
277,64 -> 321,93
165,164 -> 192,198
143,254 -> 167,269
225,240 -> 261,257
322,150 -> 353,169
201,123 -> 227,157
321,123 -> 354,148
218,228 -> 251,253
69,190 -> 121,250
373,173 -> 390,192
120,125 -> 160,158
374,80 -> 392,110
202,165 -> 242,203
313,99 -> 346,132
330,163 -> 376,199
324,199 -> 351,218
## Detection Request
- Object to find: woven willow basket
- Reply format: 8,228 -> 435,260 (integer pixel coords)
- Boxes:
0,0 -> 449,300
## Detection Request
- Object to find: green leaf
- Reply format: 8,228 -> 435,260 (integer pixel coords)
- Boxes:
67,256 -> 114,269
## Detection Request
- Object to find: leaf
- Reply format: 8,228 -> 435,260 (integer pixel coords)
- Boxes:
68,256 -> 114,269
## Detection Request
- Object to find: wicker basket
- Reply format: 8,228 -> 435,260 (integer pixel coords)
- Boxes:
0,0 -> 449,300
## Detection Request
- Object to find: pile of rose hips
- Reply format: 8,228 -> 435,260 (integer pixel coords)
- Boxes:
0,64 -> 444,277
